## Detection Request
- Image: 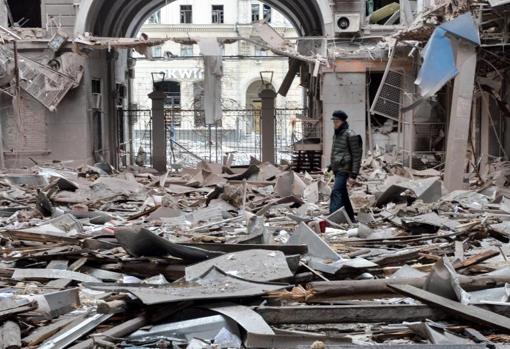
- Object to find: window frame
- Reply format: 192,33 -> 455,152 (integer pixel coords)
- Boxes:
211,5 -> 224,24
263,4 -> 271,23
180,5 -> 193,24
180,44 -> 194,57
251,3 -> 260,22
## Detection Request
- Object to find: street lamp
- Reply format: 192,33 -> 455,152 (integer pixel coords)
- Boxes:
259,71 -> 274,89
151,71 -> 166,89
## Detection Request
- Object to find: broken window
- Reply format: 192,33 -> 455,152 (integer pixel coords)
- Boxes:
180,5 -> 192,24
263,5 -> 272,23
180,44 -> 193,57
212,5 -> 224,24
251,4 -> 260,22
147,10 -> 161,24
6,0 -> 41,27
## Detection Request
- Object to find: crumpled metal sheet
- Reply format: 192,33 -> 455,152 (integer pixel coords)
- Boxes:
288,222 -> 376,274
415,27 -> 457,98
38,313 -> 112,349
3,174 -> 49,188
405,321 -> 474,344
185,249 -> 293,282
424,257 -> 470,305
128,314 -> 240,342
402,212 -> 460,232
469,284 -> 510,303
439,13 -> 480,46
9,213 -> 83,240
85,267 -> 288,305
441,190 -> 490,210
274,171 -> 306,198
376,176 -> 441,207
206,303 -> 274,335
0,46 -> 79,111
415,13 -> 480,98
115,226 -> 223,261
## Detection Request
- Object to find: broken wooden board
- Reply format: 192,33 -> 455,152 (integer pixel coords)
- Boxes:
255,303 -> 510,324
389,284 -> 510,332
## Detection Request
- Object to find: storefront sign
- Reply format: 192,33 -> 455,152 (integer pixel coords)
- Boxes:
163,68 -> 204,80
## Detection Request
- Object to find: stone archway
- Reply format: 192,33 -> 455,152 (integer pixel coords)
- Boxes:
76,0 -> 333,37
74,0 -> 333,167
245,80 -> 274,109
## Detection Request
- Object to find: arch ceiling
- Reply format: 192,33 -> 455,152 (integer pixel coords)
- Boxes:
77,0 -> 330,38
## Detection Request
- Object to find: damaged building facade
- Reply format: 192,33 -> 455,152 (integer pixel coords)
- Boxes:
0,0 -> 509,189
5,0 -> 510,347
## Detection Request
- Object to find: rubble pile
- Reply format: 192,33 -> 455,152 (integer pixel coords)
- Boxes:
2,157 -> 510,348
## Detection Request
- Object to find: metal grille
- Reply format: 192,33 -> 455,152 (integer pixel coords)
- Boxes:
164,109 -> 262,166
121,110 -> 152,166
371,70 -> 403,120
125,108 -> 307,167
275,108 -> 315,164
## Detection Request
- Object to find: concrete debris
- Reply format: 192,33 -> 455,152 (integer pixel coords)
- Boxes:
3,155 -> 510,347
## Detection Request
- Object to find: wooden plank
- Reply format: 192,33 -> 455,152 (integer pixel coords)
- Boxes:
256,304 -> 510,324
452,249 -> 499,270
67,315 -> 146,349
22,316 -> 78,346
389,284 -> 510,332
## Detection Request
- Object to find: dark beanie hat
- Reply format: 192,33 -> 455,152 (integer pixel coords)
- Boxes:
332,110 -> 348,121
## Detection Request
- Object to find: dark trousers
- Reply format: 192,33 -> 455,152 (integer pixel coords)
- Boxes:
329,172 -> 355,221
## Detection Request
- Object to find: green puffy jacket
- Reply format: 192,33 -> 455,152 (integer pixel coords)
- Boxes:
330,123 -> 363,178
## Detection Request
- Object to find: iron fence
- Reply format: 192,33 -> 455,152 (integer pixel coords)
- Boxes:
123,107 -> 309,167
121,109 -> 153,166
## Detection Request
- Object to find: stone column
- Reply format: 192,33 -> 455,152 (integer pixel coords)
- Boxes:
443,39 -> 477,192
149,90 -> 167,172
259,88 -> 276,163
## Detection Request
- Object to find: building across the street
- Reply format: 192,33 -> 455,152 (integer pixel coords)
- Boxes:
131,0 -> 304,116
128,0 -> 306,165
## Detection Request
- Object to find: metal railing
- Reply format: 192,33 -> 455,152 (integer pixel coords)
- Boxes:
122,107 -> 309,167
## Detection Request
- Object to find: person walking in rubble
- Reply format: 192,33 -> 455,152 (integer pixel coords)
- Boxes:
328,110 -> 363,222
